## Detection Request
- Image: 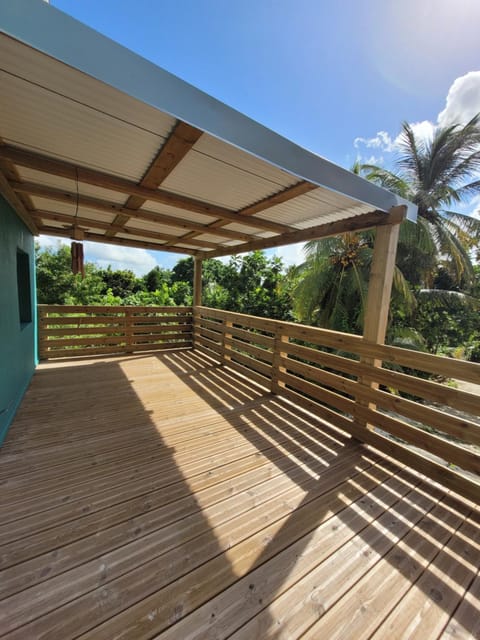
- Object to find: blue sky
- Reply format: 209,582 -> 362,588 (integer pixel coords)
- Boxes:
41,0 -> 480,274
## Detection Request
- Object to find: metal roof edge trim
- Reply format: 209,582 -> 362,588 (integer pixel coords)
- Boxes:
1,0 -> 417,222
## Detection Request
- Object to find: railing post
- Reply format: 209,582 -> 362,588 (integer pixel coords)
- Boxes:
223,319 -> 233,364
193,257 -> 202,307
271,325 -> 288,394
125,307 -> 133,354
38,306 -> 47,360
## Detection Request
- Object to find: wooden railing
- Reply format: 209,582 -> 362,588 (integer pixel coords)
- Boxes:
38,305 -> 193,359
194,306 -> 480,501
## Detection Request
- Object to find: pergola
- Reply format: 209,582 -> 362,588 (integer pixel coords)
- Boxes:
0,0 -> 416,345
3,4 -> 480,640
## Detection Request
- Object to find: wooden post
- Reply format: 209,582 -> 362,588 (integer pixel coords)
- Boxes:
125,307 -> 134,354
193,257 -> 202,307
223,320 -> 233,363
359,207 -> 405,423
271,327 -> 288,394
363,221 -> 401,351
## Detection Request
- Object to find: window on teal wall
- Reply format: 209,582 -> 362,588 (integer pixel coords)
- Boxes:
16,249 -> 32,326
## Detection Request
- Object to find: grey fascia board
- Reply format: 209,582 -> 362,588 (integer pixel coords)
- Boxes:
1,0 -> 417,221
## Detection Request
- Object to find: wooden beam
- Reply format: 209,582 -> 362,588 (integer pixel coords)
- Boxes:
0,145 -> 291,233
0,170 -> 38,234
164,179 -> 317,248
193,257 -> 203,308
107,121 -> 203,237
126,122 -> 203,208
196,207 -> 407,259
13,182 -> 255,242
31,210 -> 218,248
238,180 -> 318,217
0,136 -> 39,233
37,226 -> 196,255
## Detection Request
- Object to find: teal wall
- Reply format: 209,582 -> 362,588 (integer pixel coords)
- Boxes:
0,195 -> 36,445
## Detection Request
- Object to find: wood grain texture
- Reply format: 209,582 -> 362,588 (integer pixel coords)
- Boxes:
0,350 -> 477,640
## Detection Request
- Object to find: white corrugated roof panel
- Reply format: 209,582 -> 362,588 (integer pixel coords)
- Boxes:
141,201 -> 219,226
253,189 -> 370,228
0,71 -> 164,181
193,134 -> 299,188
16,167 -> 129,205
161,148 -> 295,210
1,35 -> 176,138
123,219 -> 185,237
0,2 -> 416,256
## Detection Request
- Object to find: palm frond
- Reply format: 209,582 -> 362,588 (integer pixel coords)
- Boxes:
359,165 -> 411,197
396,122 -> 426,183
418,288 -> 480,309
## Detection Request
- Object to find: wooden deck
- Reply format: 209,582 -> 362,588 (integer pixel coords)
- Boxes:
0,350 -> 479,639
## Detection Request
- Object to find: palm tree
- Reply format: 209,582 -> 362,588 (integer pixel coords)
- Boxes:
292,232 -> 413,334
361,114 -> 480,286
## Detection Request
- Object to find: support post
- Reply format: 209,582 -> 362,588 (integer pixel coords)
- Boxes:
363,222 -> 401,348
359,207 -> 405,424
193,257 -> 202,307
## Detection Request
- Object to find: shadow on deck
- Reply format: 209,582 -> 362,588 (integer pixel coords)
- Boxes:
0,349 -> 478,639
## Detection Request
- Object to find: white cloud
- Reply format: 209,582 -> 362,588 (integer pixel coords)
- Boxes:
37,234 -> 164,276
438,71 -> 480,126
353,72 -> 480,164
272,242 -> 306,267
354,131 -> 395,152
37,235 -> 69,250
466,194 -> 480,220
84,242 -> 158,276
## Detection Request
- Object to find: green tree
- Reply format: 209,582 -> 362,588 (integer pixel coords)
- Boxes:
171,257 -> 194,285
362,114 -> 480,286
144,266 -> 171,292
219,251 -> 293,320
36,244 -> 104,304
98,267 -> 144,298
292,233 -> 413,333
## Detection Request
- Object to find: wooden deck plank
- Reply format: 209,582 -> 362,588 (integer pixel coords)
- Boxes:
152,463 -> 416,640
0,449 -> 376,637
370,510 -> 480,639
440,568 -> 480,639
0,350 -> 478,640
0,440 -> 360,595
300,495 -> 475,640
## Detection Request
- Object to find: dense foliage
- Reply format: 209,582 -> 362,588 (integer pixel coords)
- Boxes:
293,116 -> 480,357
35,245 -> 294,321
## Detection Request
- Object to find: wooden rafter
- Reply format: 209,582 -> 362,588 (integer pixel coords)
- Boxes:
12,182 -> 255,242
0,136 -> 38,234
0,145 -> 291,234
37,226 -> 196,255
106,121 -> 203,238
162,179 -> 317,248
196,207 -> 407,259
0,170 -> 38,234
238,180 -> 318,217
31,210 -> 219,249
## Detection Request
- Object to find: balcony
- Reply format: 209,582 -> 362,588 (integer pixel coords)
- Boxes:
0,305 -> 478,639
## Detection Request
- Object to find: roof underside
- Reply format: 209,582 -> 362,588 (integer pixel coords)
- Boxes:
0,1 -> 416,258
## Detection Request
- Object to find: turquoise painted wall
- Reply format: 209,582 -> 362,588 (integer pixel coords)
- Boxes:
0,195 -> 36,445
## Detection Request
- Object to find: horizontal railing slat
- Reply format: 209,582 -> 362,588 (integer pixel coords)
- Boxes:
193,306 -> 480,501
38,305 -> 193,359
